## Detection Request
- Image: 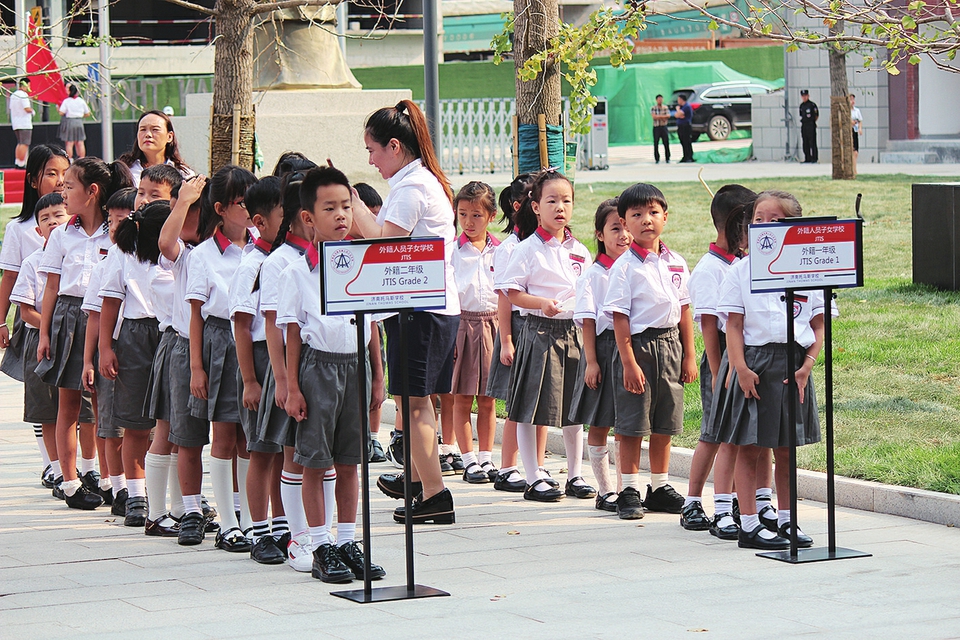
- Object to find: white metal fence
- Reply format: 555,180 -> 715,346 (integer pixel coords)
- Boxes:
419,98 -> 515,175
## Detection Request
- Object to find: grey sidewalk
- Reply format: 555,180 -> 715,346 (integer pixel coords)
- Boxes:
1,375 -> 959,639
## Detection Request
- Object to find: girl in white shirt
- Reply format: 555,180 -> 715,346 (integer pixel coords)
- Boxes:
497,169 -> 596,503
58,84 -> 91,160
36,157 -> 134,510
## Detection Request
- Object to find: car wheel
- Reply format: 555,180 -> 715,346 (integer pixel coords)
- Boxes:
708,115 -> 732,141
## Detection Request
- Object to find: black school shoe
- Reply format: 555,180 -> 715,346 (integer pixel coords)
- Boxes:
393,488 -> 456,524
144,514 -> 180,537
111,488 -> 128,516
216,527 -> 252,552
41,465 -> 55,489
777,523 -> 814,548
462,464 -> 489,484
52,476 -> 65,500
250,535 -> 286,564
709,513 -> 740,540
680,501 -> 711,531
124,496 -> 148,527
98,486 -> 114,506
493,470 -> 526,493
615,487 -> 645,520
377,472 -> 422,499
201,497 -> 220,533
643,484 -> 684,514
439,456 -> 455,476
338,541 -> 386,580
312,543 -> 354,583
178,512 -> 206,546
385,430 -> 404,469
273,531 -> 292,558
564,477 -> 597,499
80,470 -> 101,494
480,461 -> 499,482
758,504 -> 779,532
523,481 -> 564,503
738,523 -> 789,550
595,492 -> 618,513
369,439 -> 387,463
65,484 -> 104,510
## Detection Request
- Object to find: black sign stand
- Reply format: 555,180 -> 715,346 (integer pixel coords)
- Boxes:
758,289 -> 871,564
333,310 -> 450,602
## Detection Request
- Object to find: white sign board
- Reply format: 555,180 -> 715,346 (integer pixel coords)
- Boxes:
749,218 -> 863,293
321,237 -> 447,315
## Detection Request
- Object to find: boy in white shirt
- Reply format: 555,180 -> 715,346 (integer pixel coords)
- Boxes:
10,78 -> 34,167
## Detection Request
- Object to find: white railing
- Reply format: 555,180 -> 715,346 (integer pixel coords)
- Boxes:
420,98 -> 515,175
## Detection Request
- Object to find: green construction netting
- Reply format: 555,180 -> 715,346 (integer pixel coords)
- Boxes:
694,143 -> 754,164
591,61 -> 782,145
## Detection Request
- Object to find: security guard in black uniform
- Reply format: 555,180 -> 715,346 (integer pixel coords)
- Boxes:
799,89 -> 819,163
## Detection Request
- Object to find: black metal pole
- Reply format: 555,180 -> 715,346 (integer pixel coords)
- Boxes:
354,312 -> 372,597
786,290 -> 798,559
824,289 -> 836,552
399,311 -> 415,592
423,0 -> 441,154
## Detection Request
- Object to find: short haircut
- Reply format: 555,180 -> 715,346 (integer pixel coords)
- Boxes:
618,183 -> 668,216
244,175 -> 282,219
353,183 -> 382,210
105,186 -> 137,212
849,93 -> 856,99
655,94 -> 663,99
710,184 -> 757,231
141,164 -> 183,193
299,166 -> 351,214
33,193 -> 64,221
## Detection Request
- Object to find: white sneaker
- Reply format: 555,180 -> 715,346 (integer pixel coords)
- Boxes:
287,532 -> 314,572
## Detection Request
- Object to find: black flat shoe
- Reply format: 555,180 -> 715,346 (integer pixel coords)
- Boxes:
493,470 -> 526,493
124,496 -> 148,527
178,512 -> 205,546
377,472 -> 422,499
709,513 -> 740,540
778,523 -> 814,548
41,465 -> 54,488
680,501 -> 711,531
64,484 -> 103,510
273,532 -> 291,558
595,492 -> 618,512
462,464 -> 489,484
615,486 -> 645,520
480,461 -> 499,482
216,527 -> 253,552
52,476 -> 65,500
250,536 -> 286,564
98,486 -> 114,506
111,488 -> 128,516
564,477 -> 597,499
337,540 -> 385,580
523,481 -> 564,503
758,504 -> 779,532
80,470 -> 101,494
738,523 -> 789,550
369,439 -> 387,463
643,484 -> 684,514
538,469 -> 560,488
144,514 -> 180,537
393,488 -> 456,524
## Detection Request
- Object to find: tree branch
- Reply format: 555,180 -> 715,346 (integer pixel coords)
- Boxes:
162,0 -> 216,16
250,0 -> 343,16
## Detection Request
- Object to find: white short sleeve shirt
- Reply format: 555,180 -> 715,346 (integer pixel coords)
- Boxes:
688,244 -> 739,332
574,253 -> 615,334
452,232 -> 499,313
259,234 -> 312,314
159,240 -> 194,338
0,217 -> 44,271
228,237 -> 273,342
10,90 -> 32,130
603,241 -> 690,334
99,248 -> 157,320
185,228 -> 254,321
10,249 -> 46,329
38,216 -> 112,298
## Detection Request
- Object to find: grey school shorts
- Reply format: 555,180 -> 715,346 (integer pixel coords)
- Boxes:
239,340 -> 281,454
168,334 -> 210,448
613,326 -> 684,438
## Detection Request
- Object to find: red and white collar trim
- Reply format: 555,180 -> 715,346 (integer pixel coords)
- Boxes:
284,232 -> 312,253
305,244 -> 320,270
708,242 -> 738,264
629,240 -> 668,262
252,236 -> 273,255
213,227 -> 252,255
596,253 -> 615,270
458,232 -> 501,249
534,226 -> 573,244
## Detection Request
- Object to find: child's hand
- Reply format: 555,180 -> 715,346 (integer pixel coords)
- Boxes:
0,324 -> 9,349
789,362 -> 814,404
82,364 -> 96,393
680,354 -> 698,384
585,360 -> 601,390
37,335 -> 50,362
622,361 -> 646,395
190,368 -> 208,400
99,347 -> 119,380
274,375 -> 288,408
736,365 -> 760,399
178,175 -> 207,206
285,388 -> 307,422
500,339 -> 515,366
242,380 -> 262,412
541,299 -> 561,317
370,377 -> 385,411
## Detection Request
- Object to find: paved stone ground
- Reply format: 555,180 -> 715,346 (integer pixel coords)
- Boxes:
1,374 -> 959,639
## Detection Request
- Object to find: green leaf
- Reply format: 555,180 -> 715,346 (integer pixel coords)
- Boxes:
909,54 -> 922,65
902,15 -> 917,30
708,20 -> 719,31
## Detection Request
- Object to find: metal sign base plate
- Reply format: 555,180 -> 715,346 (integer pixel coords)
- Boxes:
332,584 -> 451,604
757,547 -> 872,564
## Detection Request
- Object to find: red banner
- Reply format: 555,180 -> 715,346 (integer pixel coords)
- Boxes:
26,10 -> 67,105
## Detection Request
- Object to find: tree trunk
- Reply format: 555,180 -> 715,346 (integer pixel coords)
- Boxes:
514,0 -> 561,128
211,0 -> 257,172
828,21 -> 854,180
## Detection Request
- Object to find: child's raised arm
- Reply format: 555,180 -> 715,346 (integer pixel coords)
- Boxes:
160,174 -> 206,262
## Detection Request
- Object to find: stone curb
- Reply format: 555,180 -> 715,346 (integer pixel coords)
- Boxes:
380,399 -> 960,527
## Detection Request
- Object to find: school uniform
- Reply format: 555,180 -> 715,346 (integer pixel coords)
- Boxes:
36,215 -> 112,389
569,253 -> 618,428
497,226 -> 590,427
603,241 -> 690,438
81,254 -> 121,438
276,247 -> 369,469
228,235 -> 279,453
184,228 -> 254,424
12,248 -> 94,425
451,232 -> 499,396
485,232 -> 521,401
688,243 -> 739,442
253,234 -> 310,449
706,257 -> 826,448
143,256 -> 176,422
99,249 -> 161,431
0,217 -> 45,381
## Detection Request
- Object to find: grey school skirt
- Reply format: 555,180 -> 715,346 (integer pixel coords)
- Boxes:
705,342 -> 821,449
569,329 -> 617,429
698,331 -> 726,443
144,327 -> 177,422
486,310 -> 523,401
112,316 -> 160,430
451,310 -> 497,397
21,326 -> 94,424
256,365 -> 296,449
35,295 -> 86,390
1,310 -> 26,382
168,334 -> 210,448
240,340 -> 281,454
507,315 -> 582,427
188,316 -> 240,424
95,355 -> 121,439
59,117 -> 86,142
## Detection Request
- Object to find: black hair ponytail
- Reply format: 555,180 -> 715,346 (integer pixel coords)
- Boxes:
114,201 -> 171,265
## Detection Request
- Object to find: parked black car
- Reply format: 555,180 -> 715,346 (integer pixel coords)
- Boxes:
668,81 -> 773,141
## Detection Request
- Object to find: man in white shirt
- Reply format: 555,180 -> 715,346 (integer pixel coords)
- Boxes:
849,93 -> 863,173
9,78 -> 34,167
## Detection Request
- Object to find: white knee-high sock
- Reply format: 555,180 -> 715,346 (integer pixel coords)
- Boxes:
516,422 -> 541,485
280,470 -> 307,535
210,456 -> 240,531
144,452 -> 170,520
562,425 -> 584,479
588,445 -> 613,495
168,452 -> 185,518
34,426 -> 51,468
236,456 -> 252,531
323,469 -> 337,535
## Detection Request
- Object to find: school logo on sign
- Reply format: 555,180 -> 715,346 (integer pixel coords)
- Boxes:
756,231 -> 777,255
331,249 -> 354,274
